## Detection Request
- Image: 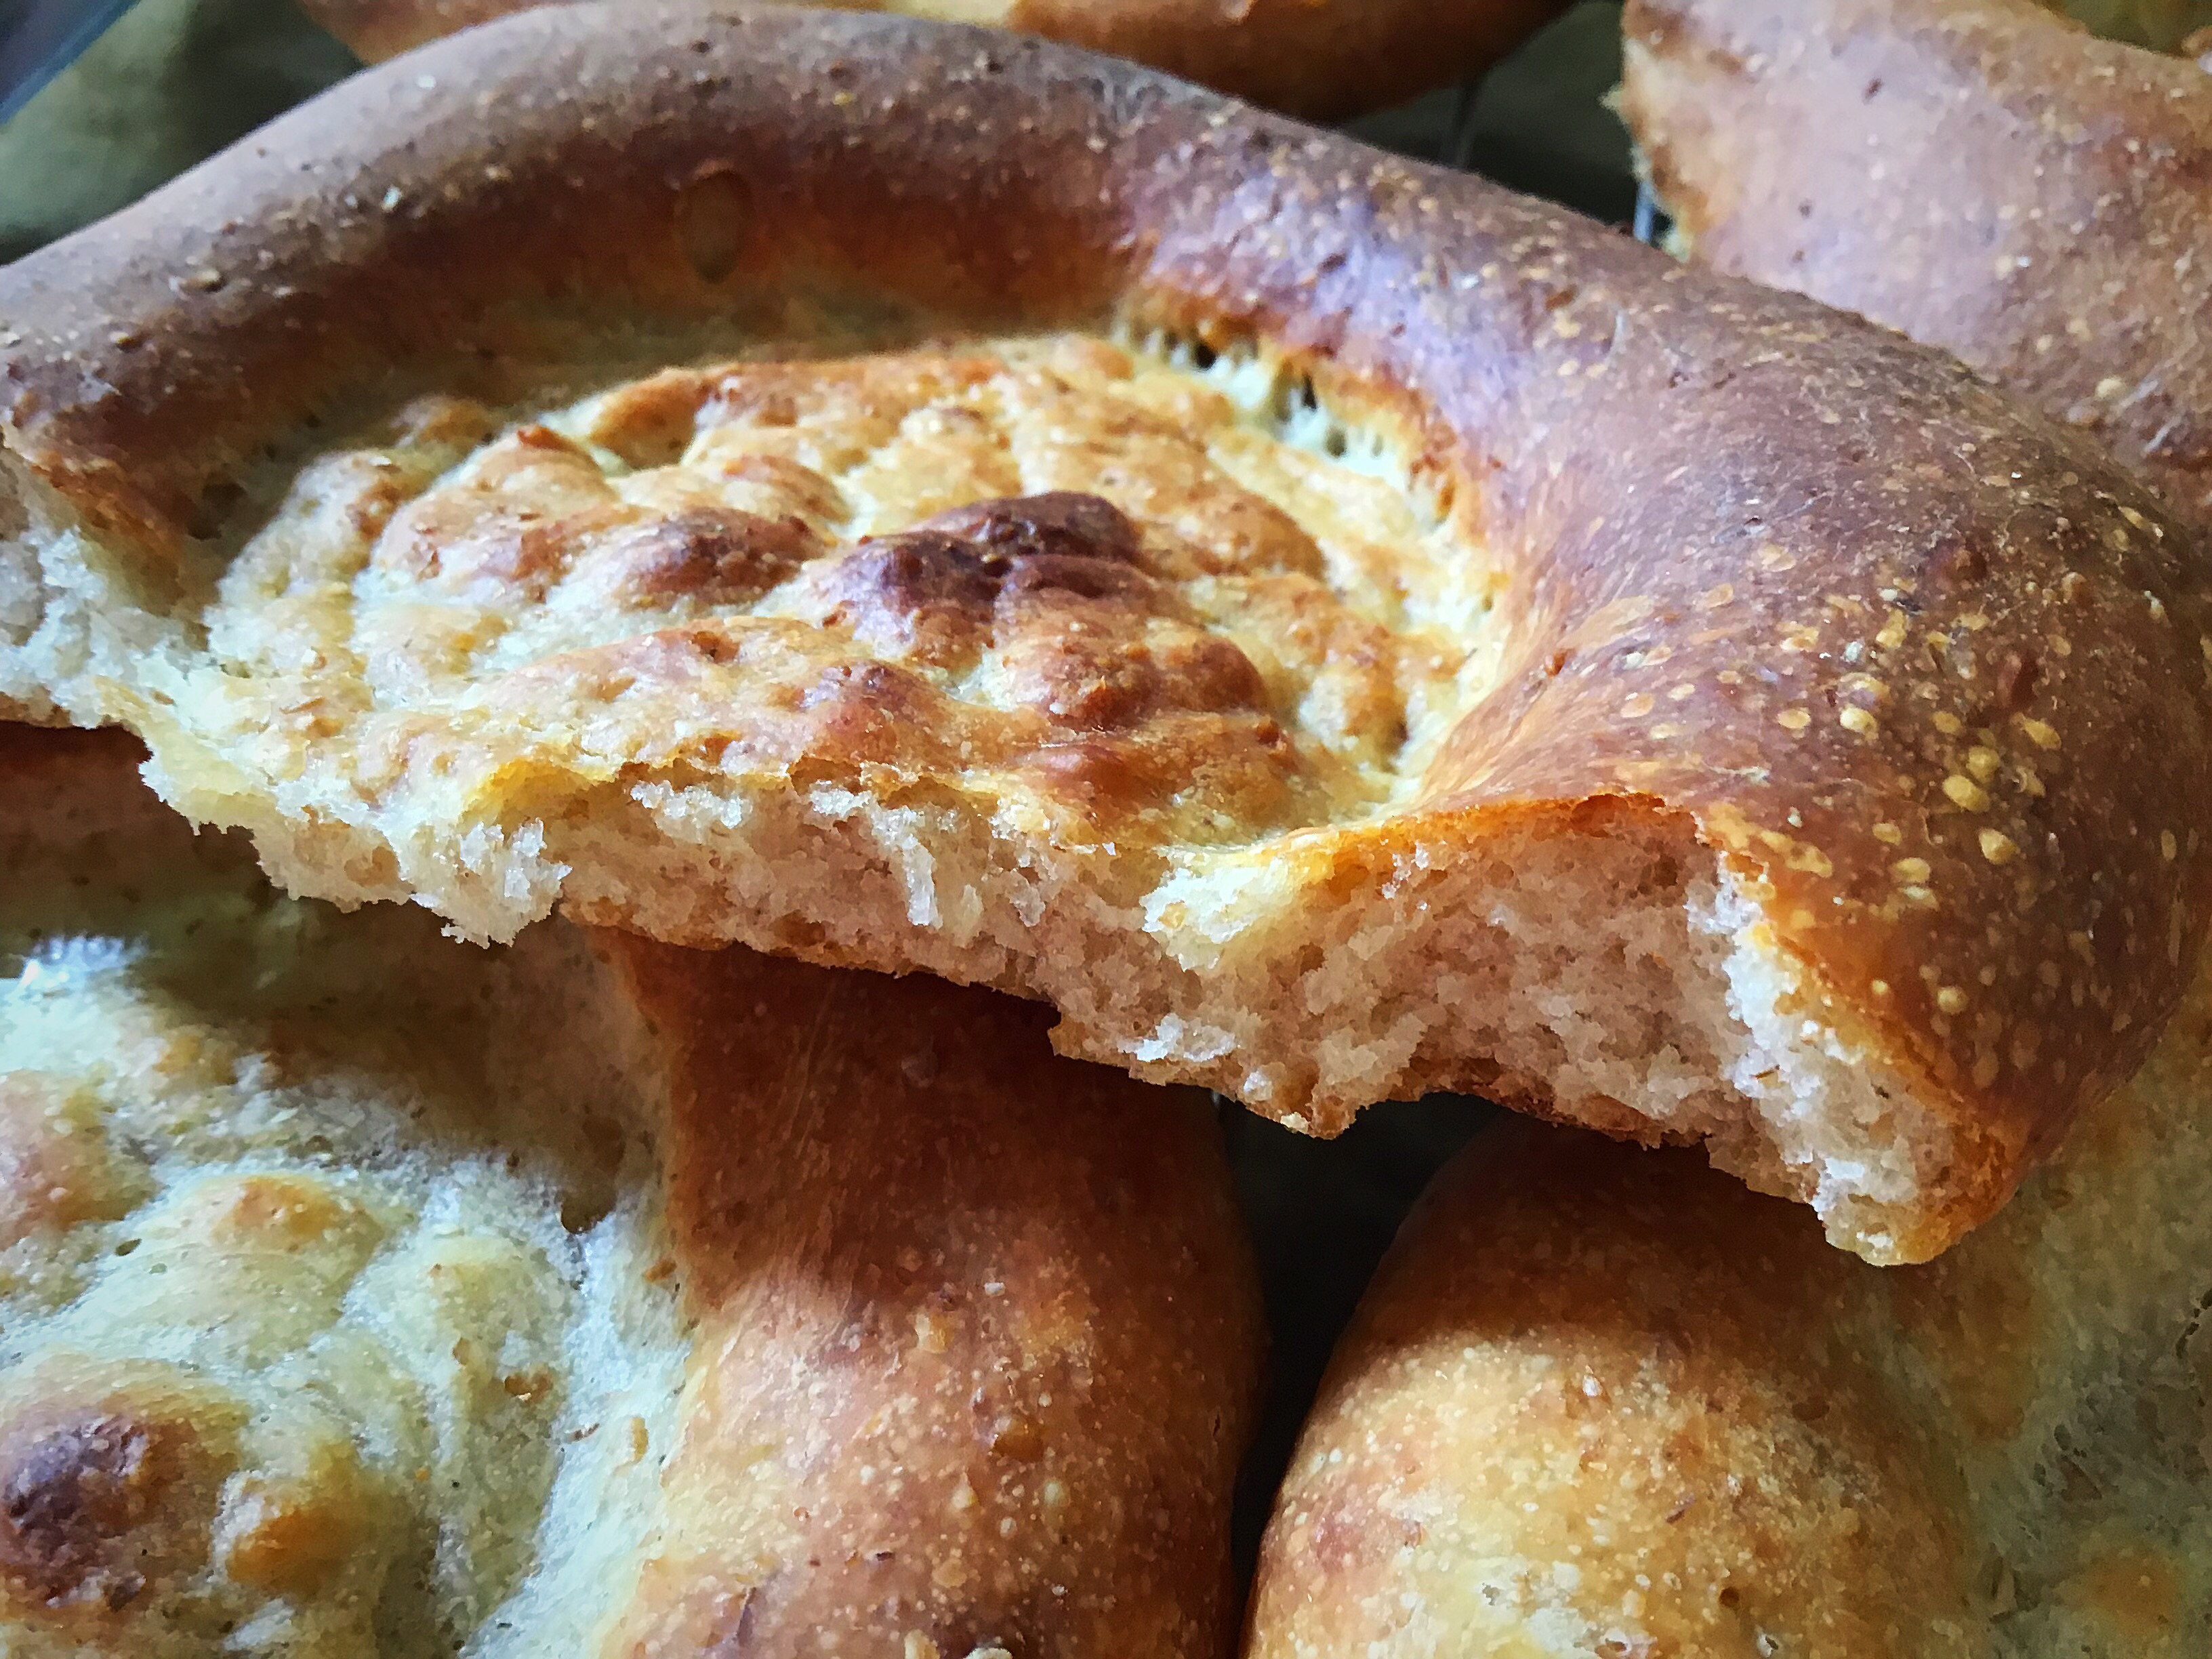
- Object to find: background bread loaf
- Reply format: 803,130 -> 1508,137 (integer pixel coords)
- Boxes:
1621,0 -> 2212,523
293,0 -> 1574,120
1248,964 -> 2212,1654
0,725 -> 1263,1656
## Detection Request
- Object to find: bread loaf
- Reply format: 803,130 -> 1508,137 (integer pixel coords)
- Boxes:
1248,963 -> 2212,1654
294,0 -> 1572,120
3,5 -> 2205,1259
1621,0 -> 2212,523
0,724 -> 1262,1656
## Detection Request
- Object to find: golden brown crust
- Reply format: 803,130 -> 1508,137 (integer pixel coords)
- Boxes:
3,3 -> 2207,1258
1621,0 -> 2212,523
295,0 -> 1572,121
597,939 -> 1263,1656
1248,1121 -> 1983,1656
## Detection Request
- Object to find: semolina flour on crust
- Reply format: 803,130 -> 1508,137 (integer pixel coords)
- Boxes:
4,5 -> 2211,1261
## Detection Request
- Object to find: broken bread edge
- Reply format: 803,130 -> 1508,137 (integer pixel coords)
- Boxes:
2,2 -> 2207,1261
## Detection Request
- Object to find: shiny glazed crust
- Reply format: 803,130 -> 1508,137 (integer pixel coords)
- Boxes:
1250,970 -> 2212,1654
294,0 -> 1572,120
2,6 -> 2208,1261
0,726 -> 1262,1656
1620,0 -> 2212,523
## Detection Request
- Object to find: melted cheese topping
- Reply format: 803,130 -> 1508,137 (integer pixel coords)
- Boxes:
191,335 -> 1498,865
0,795 -> 682,1656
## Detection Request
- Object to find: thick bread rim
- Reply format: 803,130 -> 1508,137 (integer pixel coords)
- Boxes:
1,2 -> 2209,1261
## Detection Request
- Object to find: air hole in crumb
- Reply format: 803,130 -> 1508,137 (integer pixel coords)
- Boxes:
187,476 -> 246,540
685,629 -> 739,665
559,1189 -> 612,1234
675,165 -> 754,285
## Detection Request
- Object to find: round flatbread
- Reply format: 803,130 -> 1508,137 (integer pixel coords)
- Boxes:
4,6 -> 2206,1261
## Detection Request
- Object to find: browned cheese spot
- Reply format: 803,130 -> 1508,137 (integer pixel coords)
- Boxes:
0,1409 -> 222,1615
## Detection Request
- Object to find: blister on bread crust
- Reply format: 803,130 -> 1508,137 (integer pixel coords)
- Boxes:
1,4 -> 2206,1260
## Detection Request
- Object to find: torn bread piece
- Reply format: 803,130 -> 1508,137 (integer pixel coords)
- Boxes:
0,725 -> 1262,1657
5,5 -> 2209,1259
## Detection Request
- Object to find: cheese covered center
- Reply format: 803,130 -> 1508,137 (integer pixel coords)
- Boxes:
205,335 -> 1497,860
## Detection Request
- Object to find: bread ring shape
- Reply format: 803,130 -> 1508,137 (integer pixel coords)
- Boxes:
1620,0 -> 2212,525
292,0 -> 1573,121
0,725 -> 1262,1656
2,5 -> 2207,1263
1248,972 -> 2212,1656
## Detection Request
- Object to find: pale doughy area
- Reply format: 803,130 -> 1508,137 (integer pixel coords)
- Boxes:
0,743 -> 685,1656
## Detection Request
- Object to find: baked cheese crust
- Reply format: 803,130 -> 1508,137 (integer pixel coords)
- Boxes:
188,335 -> 1493,899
